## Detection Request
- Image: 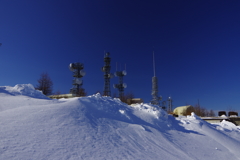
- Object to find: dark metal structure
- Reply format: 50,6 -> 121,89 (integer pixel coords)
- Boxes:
162,100 -> 166,110
69,62 -> 86,95
102,52 -> 113,96
151,51 -> 161,106
114,70 -> 127,99
168,97 -> 173,113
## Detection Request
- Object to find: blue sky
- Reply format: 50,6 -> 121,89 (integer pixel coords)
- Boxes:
1,0 -> 240,111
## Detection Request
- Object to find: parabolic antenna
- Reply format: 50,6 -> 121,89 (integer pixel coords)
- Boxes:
122,70 -> 127,76
69,63 -> 74,71
123,83 -> 127,88
75,78 -> 82,85
108,73 -> 114,78
101,67 -> 105,72
69,62 -> 85,95
80,70 -> 86,76
115,71 -> 122,77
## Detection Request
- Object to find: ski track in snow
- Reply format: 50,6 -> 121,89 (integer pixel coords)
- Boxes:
0,84 -> 240,160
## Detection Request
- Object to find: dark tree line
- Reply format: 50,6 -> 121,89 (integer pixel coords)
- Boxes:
193,104 -> 215,117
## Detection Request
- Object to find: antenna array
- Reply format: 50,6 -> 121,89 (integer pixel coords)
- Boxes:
168,97 -> 173,113
114,68 -> 127,99
151,51 -> 161,106
102,52 -> 114,96
69,62 -> 86,95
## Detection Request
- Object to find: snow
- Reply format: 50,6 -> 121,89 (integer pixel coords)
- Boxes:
0,84 -> 240,160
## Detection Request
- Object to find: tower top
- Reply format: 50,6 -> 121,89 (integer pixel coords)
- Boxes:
105,52 -> 110,57
153,51 -> 156,77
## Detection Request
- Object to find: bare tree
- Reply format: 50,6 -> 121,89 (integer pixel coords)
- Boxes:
36,72 -> 53,95
193,104 -> 215,117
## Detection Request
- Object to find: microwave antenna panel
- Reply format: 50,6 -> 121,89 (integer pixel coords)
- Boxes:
69,62 -> 86,95
114,64 -> 127,99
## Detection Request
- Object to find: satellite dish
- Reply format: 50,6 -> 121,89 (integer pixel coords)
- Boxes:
75,78 -> 82,85
101,67 -> 105,72
108,73 -> 114,78
115,71 -> 122,77
123,83 -> 127,88
122,70 -> 127,76
80,70 -> 86,76
69,63 -> 74,71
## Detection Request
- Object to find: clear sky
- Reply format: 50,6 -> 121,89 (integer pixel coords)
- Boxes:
1,0 -> 240,111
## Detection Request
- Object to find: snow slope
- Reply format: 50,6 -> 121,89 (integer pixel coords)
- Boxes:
0,84 -> 240,160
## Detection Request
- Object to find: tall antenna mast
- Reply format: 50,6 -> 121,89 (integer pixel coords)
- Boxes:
102,52 -> 113,96
151,51 -> 161,106
168,97 -> 173,113
153,51 -> 156,77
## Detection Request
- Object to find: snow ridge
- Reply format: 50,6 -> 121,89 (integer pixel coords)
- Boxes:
0,84 -> 48,99
0,84 -> 240,160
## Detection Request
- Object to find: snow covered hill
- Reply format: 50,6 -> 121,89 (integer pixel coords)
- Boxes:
0,84 -> 240,160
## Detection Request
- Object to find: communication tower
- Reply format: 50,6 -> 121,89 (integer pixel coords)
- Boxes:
162,101 -> 166,110
151,51 -> 161,106
114,65 -> 127,99
69,62 -> 86,95
102,52 -> 114,96
168,97 -> 173,113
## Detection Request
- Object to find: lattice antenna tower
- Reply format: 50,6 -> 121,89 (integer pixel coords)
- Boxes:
168,97 -> 173,113
162,101 -> 166,110
151,51 -> 161,106
69,62 -> 86,96
114,63 -> 127,99
102,52 -> 114,96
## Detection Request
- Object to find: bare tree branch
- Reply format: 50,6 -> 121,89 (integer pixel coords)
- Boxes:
35,72 -> 53,95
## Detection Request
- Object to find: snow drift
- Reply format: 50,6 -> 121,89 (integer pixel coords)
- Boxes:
0,84 -> 240,160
